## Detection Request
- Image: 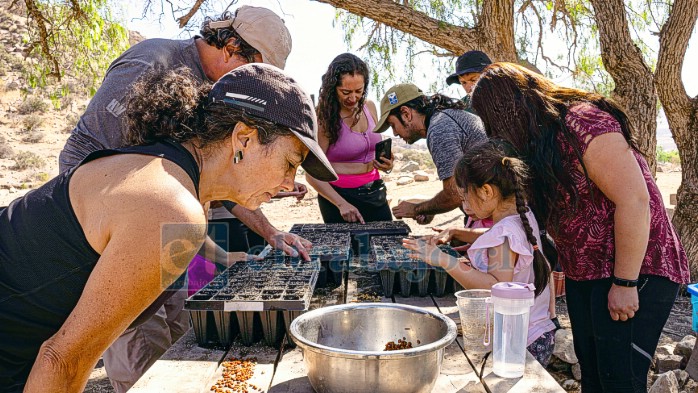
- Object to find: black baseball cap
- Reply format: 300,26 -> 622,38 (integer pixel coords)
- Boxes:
210,63 -> 337,182
446,50 -> 492,85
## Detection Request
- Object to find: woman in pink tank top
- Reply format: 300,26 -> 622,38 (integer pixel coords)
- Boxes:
307,53 -> 394,223
471,63 -> 689,393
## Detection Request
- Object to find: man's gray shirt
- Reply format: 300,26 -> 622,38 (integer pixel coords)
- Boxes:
426,109 -> 487,180
59,38 -> 207,172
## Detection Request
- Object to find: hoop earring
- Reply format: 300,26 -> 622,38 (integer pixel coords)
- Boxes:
233,150 -> 244,164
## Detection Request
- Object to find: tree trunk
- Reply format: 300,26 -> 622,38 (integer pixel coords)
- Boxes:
588,0 -> 658,173
654,0 -> 698,280
315,0 -> 518,61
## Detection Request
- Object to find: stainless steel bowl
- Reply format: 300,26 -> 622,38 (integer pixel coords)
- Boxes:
289,303 -> 457,393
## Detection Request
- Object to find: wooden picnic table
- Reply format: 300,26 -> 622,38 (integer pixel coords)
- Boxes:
131,268 -> 564,393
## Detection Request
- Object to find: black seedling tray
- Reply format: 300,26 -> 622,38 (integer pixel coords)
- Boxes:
368,236 -> 461,297
292,231 -> 351,262
185,258 -> 320,312
290,220 -> 411,237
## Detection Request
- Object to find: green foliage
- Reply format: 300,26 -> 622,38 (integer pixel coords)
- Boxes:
23,0 -> 129,97
12,151 -> 45,170
333,0 -> 669,99
656,146 -> 681,165
35,172 -> 50,182
18,96 -> 48,115
335,0 -> 480,93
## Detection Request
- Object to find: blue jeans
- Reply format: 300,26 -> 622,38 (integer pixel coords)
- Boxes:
566,275 -> 679,392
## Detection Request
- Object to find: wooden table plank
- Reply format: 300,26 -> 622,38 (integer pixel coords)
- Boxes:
204,341 -> 280,393
480,352 -> 565,393
267,278 -> 347,391
130,328 -> 228,393
267,347 -> 312,392
394,295 -> 485,393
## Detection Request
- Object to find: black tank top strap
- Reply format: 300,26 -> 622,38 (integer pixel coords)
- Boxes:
78,138 -> 200,197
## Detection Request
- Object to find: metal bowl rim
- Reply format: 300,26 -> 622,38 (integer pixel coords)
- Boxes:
289,302 -> 457,359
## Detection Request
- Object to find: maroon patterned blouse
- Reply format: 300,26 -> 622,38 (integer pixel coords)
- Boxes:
551,103 -> 689,284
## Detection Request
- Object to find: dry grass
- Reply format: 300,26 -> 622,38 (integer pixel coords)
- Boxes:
12,151 -> 45,170
18,96 -> 48,115
22,114 -> 43,132
62,112 -> 79,134
21,130 -> 44,143
0,135 -> 13,159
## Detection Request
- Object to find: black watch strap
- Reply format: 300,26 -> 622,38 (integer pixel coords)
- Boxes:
612,276 -> 639,287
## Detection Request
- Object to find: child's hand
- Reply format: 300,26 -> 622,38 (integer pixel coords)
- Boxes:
428,227 -> 457,245
402,238 -> 458,269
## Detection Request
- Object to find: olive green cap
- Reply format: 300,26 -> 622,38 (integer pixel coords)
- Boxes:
373,83 -> 424,133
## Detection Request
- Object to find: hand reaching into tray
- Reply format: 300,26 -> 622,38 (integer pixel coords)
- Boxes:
401,237 -> 459,269
267,230 -> 313,261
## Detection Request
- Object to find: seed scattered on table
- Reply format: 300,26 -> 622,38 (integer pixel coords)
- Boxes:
210,357 -> 262,392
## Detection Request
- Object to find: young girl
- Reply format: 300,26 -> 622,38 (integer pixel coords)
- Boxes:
403,140 -> 557,366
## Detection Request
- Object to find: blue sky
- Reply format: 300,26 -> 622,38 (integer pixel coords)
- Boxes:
122,0 -> 696,149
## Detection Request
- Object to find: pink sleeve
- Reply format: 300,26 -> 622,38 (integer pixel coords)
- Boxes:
565,103 -> 623,156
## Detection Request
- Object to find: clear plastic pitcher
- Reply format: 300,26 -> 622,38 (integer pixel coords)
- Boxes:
490,282 -> 535,378
455,289 -> 492,355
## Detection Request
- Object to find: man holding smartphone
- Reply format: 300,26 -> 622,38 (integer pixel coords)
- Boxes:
374,84 -> 486,224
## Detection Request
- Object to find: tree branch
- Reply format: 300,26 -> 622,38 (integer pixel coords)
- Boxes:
177,0 -> 207,28
23,0 -> 60,79
314,0 -> 480,56
655,0 -> 697,117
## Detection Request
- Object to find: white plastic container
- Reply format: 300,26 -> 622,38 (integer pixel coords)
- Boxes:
490,282 -> 535,378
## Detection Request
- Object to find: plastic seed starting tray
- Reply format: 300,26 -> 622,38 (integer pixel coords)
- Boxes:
292,231 -> 351,262
187,259 -> 320,311
369,236 -> 461,298
185,258 -> 320,347
290,220 -> 411,237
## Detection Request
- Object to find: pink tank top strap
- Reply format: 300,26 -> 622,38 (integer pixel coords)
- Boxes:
325,104 -> 382,164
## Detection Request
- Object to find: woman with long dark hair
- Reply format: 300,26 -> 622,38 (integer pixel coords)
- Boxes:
471,62 -> 689,392
0,64 -> 336,392
307,53 -> 394,223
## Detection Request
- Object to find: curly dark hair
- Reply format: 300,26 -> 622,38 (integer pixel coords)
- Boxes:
125,68 -> 293,148
470,62 -> 639,231
388,93 -> 466,129
316,53 -> 369,146
199,11 -> 260,63
454,139 -> 552,297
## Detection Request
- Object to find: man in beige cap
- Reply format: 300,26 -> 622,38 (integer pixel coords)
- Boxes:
374,84 -> 486,224
56,6 -> 305,392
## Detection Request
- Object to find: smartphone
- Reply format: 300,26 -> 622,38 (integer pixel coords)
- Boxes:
375,138 -> 392,161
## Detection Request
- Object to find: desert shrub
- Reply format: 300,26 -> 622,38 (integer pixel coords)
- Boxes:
0,135 -> 13,159
22,114 -> 43,132
62,112 -> 80,134
12,151 -> 45,170
18,96 -> 48,115
35,172 -> 50,182
4,81 -> 18,92
22,130 -> 44,143
400,149 -> 436,170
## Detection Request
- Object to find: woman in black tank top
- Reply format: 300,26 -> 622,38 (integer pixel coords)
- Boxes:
0,64 -> 336,392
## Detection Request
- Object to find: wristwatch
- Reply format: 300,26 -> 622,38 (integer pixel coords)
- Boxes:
612,276 -> 639,287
